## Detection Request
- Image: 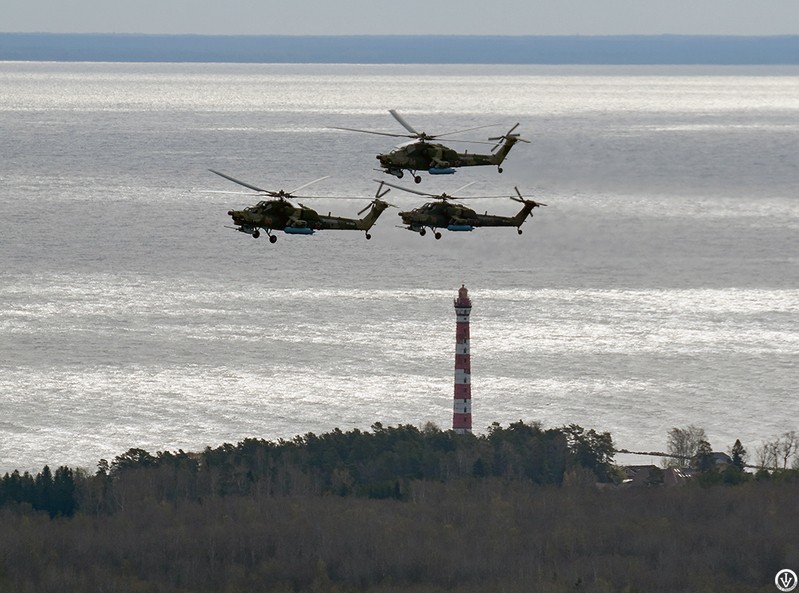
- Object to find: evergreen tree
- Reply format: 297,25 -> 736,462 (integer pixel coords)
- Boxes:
730,439 -> 746,471
51,466 -> 77,517
695,439 -> 714,473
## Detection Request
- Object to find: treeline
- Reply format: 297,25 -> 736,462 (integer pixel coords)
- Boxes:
1,422 -> 614,515
1,422 -> 798,593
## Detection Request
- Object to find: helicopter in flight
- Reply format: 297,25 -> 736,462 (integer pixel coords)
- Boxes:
332,110 -> 528,183
378,180 -> 545,240
207,169 -> 392,243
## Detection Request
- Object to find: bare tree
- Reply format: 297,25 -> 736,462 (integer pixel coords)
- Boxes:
776,431 -> 798,469
755,440 -> 779,470
665,425 -> 707,468
755,432 -> 798,470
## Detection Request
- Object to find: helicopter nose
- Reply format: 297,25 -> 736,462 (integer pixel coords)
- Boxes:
228,210 -> 246,224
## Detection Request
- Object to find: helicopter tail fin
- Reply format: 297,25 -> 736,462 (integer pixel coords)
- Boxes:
511,187 -> 545,228
488,123 -> 529,166
357,184 -> 395,231
358,199 -> 392,231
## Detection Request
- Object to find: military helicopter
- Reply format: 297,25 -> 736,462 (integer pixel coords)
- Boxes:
331,110 -> 528,183
378,180 -> 545,239
207,169 -> 392,243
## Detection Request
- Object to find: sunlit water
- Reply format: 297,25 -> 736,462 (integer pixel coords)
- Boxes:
1,63 -> 797,472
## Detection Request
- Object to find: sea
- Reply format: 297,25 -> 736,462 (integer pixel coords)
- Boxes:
1,62 -> 797,474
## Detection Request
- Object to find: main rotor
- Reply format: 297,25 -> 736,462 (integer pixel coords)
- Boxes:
207,169 -> 330,201
331,110 -> 498,144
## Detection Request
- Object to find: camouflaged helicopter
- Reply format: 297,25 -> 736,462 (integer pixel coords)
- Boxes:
378,180 -> 545,239
331,110 -> 529,183
207,169 -> 392,243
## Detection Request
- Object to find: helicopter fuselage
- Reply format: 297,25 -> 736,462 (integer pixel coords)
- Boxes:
399,199 -> 537,239
228,200 -> 320,231
210,168 -> 391,244
378,135 -> 519,182
227,198 -> 390,242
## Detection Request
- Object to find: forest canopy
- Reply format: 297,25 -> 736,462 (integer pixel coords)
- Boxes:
1,422 -> 798,593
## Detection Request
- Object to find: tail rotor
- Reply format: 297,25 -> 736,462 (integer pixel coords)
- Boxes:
489,123 -> 530,153
511,186 -> 546,215
358,182 -> 396,215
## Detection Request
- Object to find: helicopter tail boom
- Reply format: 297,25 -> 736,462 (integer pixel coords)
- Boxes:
356,199 -> 392,232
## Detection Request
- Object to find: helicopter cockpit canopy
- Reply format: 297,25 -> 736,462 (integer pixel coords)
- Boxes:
393,140 -> 420,153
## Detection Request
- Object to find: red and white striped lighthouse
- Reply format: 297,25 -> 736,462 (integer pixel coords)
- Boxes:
453,284 -> 472,434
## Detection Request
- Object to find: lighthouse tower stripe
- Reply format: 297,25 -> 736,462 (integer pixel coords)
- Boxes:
453,284 -> 472,434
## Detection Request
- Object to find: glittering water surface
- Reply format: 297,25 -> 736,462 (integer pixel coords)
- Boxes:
1,63 -> 797,472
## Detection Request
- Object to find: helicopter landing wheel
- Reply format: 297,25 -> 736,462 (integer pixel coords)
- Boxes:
414,175 -> 422,184
419,228 -> 426,237
517,228 -> 523,235
498,167 -> 503,173
269,234 -> 278,244
396,170 -> 404,179
252,229 -> 260,239
365,233 -> 372,240
434,232 -> 442,240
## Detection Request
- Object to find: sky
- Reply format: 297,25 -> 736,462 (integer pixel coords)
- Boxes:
4,0 -> 799,36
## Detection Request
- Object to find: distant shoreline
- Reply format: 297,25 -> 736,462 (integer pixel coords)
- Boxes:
2,33 -> 799,64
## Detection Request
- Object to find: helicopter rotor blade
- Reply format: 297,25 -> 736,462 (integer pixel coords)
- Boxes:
208,169 -> 271,194
286,176 -> 331,195
432,138 -> 499,146
333,114 -> 502,144
488,123 -> 520,141
373,179 -> 434,198
389,109 -> 420,135
450,181 -> 477,196
375,181 -> 391,200
511,186 -> 547,208
357,197 -> 398,216
329,126 -> 416,139
434,123 -> 502,138
193,189 -> 263,196
488,123 -> 529,152
391,112 -> 499,141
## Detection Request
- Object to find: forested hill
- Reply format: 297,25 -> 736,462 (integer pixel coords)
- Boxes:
1,422 -> 798,592
2,33 -> 799,64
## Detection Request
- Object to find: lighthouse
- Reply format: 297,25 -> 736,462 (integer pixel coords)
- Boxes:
453,284 -> 472,434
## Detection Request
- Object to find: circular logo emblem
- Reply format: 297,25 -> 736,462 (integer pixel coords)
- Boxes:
776,569 -> 798,592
